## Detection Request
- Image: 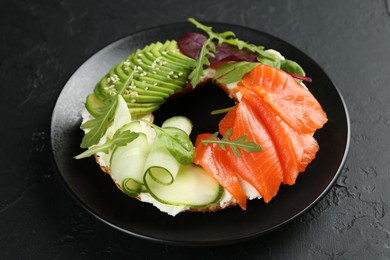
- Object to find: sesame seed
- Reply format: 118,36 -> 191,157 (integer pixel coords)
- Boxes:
168,71 -> 173,75
153,83 -> 158,86
110,74 -> 120,83
162,51 -> 167,55
124,61 -> 130,66
178,72 -> 183,76
137,53 -> 142,57
173,75 -> 178,78
167,75 -> 170,78
131,99 -> 136,103
137,66 -> 143,71
152,71 -> 157,74
144,87 -> 149,90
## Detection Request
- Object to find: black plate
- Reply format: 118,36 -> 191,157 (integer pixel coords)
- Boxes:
50,22 -> 350,246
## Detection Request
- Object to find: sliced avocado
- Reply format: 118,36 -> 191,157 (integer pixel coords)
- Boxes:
129,104 -> 161,115
120,65 -> 183,92
85,93 -> 105,117
126,102 -> 163,108
91,39 -> 196,116
94,80 -> 108,100
149,42 -> 193,71
114,65 -> 170,98
122,93 -> 164,103
160,41 -> 195,67
130,52 -> 186,86
132,79 -> 174,95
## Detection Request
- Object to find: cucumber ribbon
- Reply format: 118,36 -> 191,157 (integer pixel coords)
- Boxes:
109,99 -> 222,207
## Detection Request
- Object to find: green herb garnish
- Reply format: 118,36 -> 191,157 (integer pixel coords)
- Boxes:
188,38 -> 216,88
214,61 -> 259,84
187,18 -> 306,85
142,121 -> 195,164
201,128 -> 262,157
188,18 -> 280,68
75,130 -> 139,159
80,72 -> 135,148
210,106 -> 235,115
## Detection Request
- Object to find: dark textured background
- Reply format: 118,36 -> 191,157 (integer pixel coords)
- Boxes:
1,0 -> 389,259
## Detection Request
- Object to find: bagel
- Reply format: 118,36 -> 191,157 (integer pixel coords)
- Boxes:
76,19 -> 327,216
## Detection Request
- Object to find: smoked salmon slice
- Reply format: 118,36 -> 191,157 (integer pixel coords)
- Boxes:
218,106 -> 237,136
236,64 -> 328,134
229,100 -> 283,202
194,65 -> 327,206
239,90 -> 319,185
194,134 -> 247,210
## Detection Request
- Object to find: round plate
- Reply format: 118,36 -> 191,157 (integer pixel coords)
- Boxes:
50,22 -> 350,246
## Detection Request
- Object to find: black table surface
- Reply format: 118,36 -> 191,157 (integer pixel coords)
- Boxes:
1,0 -> 389,258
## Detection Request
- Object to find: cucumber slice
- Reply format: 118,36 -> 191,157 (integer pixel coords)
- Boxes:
110,121 -> 154,188
144,164 -> 223,207
110,132 -> 150,188
162,116 -> 193,136
123,178 -> 144,198
143,140 -> 180,185
113,95 -> 131,131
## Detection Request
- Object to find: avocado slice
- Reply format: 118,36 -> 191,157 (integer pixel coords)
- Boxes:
85,93 -> 105,117
91,40 -> 196,116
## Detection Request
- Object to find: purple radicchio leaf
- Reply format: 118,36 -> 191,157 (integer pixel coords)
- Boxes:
178,32 -> 257,63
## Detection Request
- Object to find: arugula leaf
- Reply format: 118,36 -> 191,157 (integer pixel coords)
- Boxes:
75,130 -> 139,159
188,18 -> 236,44
188,38 -> 215,87
80,71 -> 135,148
188,18 -> 306,75
142,121 -> 195,164
210,106 -> 235,115
214,61 -> 259,84
201,128 -> 262,157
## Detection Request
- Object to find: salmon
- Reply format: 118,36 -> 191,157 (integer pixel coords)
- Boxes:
229,100 -> 283,202
218,105 -> 238,136
194,134 -> 247,210
236,64 -> 328,134
239,90 -> 319,184
194,64 -> 327,206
